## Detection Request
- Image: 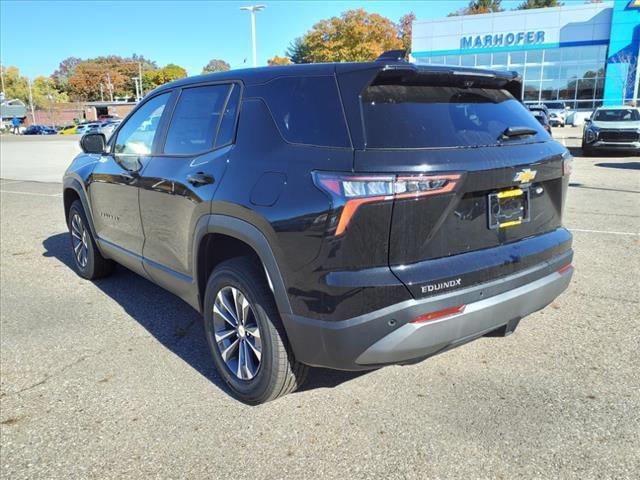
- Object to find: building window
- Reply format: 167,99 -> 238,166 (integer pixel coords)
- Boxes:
492,52 -> 508,66
460,54 -> 475,66
526,50 -> 543,64
509,51 -> 525,65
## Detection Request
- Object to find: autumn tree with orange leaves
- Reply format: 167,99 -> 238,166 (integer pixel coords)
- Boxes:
301,9 -> 403,63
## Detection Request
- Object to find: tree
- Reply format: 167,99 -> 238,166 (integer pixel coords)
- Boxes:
286,37 -> 311,64
448,0 -> 503,16
302,9 -> 403,63
202,59 -> 230,74
267,56 -> 293,66
0,66 -> 29,104
142,64 -> 188,91
516,0 -> 563,9
51,57 -> 82,91
31,76 -> 69,109
398,12 -> 416,53
608,50 -> 639,104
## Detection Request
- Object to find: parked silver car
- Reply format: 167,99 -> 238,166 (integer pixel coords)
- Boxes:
582,106 -> 640,155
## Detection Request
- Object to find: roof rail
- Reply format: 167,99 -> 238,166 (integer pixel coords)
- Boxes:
375,49 -> 407,62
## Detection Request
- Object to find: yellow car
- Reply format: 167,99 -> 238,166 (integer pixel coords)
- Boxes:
59,125 -> 77,134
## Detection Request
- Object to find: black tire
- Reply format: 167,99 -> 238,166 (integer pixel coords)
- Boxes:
581,144 -> 594,157
203,257 -> 308,404
67,200 -> 114,280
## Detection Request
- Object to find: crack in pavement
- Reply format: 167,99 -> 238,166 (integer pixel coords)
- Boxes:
0,335 -> 154,399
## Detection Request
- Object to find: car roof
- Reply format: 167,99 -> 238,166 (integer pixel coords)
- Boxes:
150,61 -> 520,95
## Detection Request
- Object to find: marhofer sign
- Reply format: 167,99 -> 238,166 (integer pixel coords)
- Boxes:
461,31 -> 545,49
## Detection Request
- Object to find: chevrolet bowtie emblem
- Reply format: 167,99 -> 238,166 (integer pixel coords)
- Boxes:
514,168 -> 537,184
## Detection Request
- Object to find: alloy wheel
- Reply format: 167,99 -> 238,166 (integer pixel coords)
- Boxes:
70,213 -> 89,268
213,286 -> 263,380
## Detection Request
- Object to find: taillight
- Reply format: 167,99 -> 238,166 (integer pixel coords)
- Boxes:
313,172 -> 461,236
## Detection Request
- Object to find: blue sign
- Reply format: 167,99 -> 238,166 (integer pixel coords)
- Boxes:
461,31 -> 546,50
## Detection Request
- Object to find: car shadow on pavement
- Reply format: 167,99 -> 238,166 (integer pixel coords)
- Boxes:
594,161 -> 640,170
42,232 -> 366,399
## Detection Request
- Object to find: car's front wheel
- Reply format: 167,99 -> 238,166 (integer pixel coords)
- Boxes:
67,200 -> 114,279
203,257 -> 308,404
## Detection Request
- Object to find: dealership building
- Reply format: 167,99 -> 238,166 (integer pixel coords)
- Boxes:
411,0 -> 640,111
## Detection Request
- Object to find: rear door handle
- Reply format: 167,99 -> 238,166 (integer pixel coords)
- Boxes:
187,172 -> 215,186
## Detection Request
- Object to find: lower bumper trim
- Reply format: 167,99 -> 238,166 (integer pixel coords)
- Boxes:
356,266 -> 572,365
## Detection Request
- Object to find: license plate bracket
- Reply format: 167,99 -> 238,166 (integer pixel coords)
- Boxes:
488,188 -> 530,229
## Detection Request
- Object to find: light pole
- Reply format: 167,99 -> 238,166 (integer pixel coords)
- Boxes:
27,77 -> 36,124
0,63 -> 5,97
240,5 -> 265,67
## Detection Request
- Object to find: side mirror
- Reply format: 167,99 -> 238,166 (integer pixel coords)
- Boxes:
80,133 -> 106,154
584,118 -> 592,125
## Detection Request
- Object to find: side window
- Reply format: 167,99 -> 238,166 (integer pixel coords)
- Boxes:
263,76 -> 350,148
163,84 -> 232,155
113,92 -> 170,155
215,84 -> 241,148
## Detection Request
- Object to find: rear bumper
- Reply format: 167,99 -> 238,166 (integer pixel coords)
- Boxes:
284,251 -> 573,370
356,265 -> 572,365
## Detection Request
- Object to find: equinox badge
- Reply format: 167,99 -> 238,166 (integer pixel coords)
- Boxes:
513,168 -> 537,184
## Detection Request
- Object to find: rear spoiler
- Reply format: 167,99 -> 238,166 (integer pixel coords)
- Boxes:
372,65 -> 523,100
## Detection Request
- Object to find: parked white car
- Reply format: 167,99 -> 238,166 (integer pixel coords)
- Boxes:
582,106 -> 640,155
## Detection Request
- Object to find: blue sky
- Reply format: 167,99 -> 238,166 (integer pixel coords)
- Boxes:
1,0 -> 570,78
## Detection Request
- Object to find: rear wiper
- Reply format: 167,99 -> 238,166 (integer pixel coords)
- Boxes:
499,126 -> 538,141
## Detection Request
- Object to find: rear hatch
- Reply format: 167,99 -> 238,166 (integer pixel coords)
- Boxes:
339,64 -> 572,298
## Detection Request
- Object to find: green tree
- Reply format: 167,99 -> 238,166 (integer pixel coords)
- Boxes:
398,12 -> 416,53
1,66 -> 29,104
31,76 -> 69,109
286,37 -> 310,64
202,59 -> 230,74
516,0 -> 563,9
449,0 -> 503,16
302,9 -> 403,63
267,56 -> 293,66
142,64 -> 188,91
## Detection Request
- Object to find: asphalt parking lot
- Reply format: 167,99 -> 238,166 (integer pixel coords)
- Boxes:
1,144 -> 639,478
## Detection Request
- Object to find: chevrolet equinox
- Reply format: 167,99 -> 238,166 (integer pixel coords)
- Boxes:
63,52 -> 574,403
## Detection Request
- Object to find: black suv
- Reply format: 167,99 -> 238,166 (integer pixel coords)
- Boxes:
63,54 -> 574,403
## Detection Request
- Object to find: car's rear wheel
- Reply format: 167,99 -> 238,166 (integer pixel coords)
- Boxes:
203,257 -> 308,404
68,200 -> 114,279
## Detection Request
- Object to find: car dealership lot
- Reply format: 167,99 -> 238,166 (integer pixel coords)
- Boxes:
1,149 -> 639,478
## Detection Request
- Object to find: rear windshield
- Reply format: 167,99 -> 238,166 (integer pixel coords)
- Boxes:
361,85 -> 546,149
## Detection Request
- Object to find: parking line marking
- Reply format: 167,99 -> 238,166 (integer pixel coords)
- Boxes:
0,190 -> 62,197
571,228 -> 639,236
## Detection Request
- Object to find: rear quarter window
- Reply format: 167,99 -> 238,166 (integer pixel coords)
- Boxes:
263,76 -> 350,148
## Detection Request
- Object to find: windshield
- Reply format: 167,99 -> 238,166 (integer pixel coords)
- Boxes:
361,85 -> 546,149
593,109 -> 640,122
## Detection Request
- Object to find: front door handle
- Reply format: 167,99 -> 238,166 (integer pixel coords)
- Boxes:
187,172 -> 215,186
